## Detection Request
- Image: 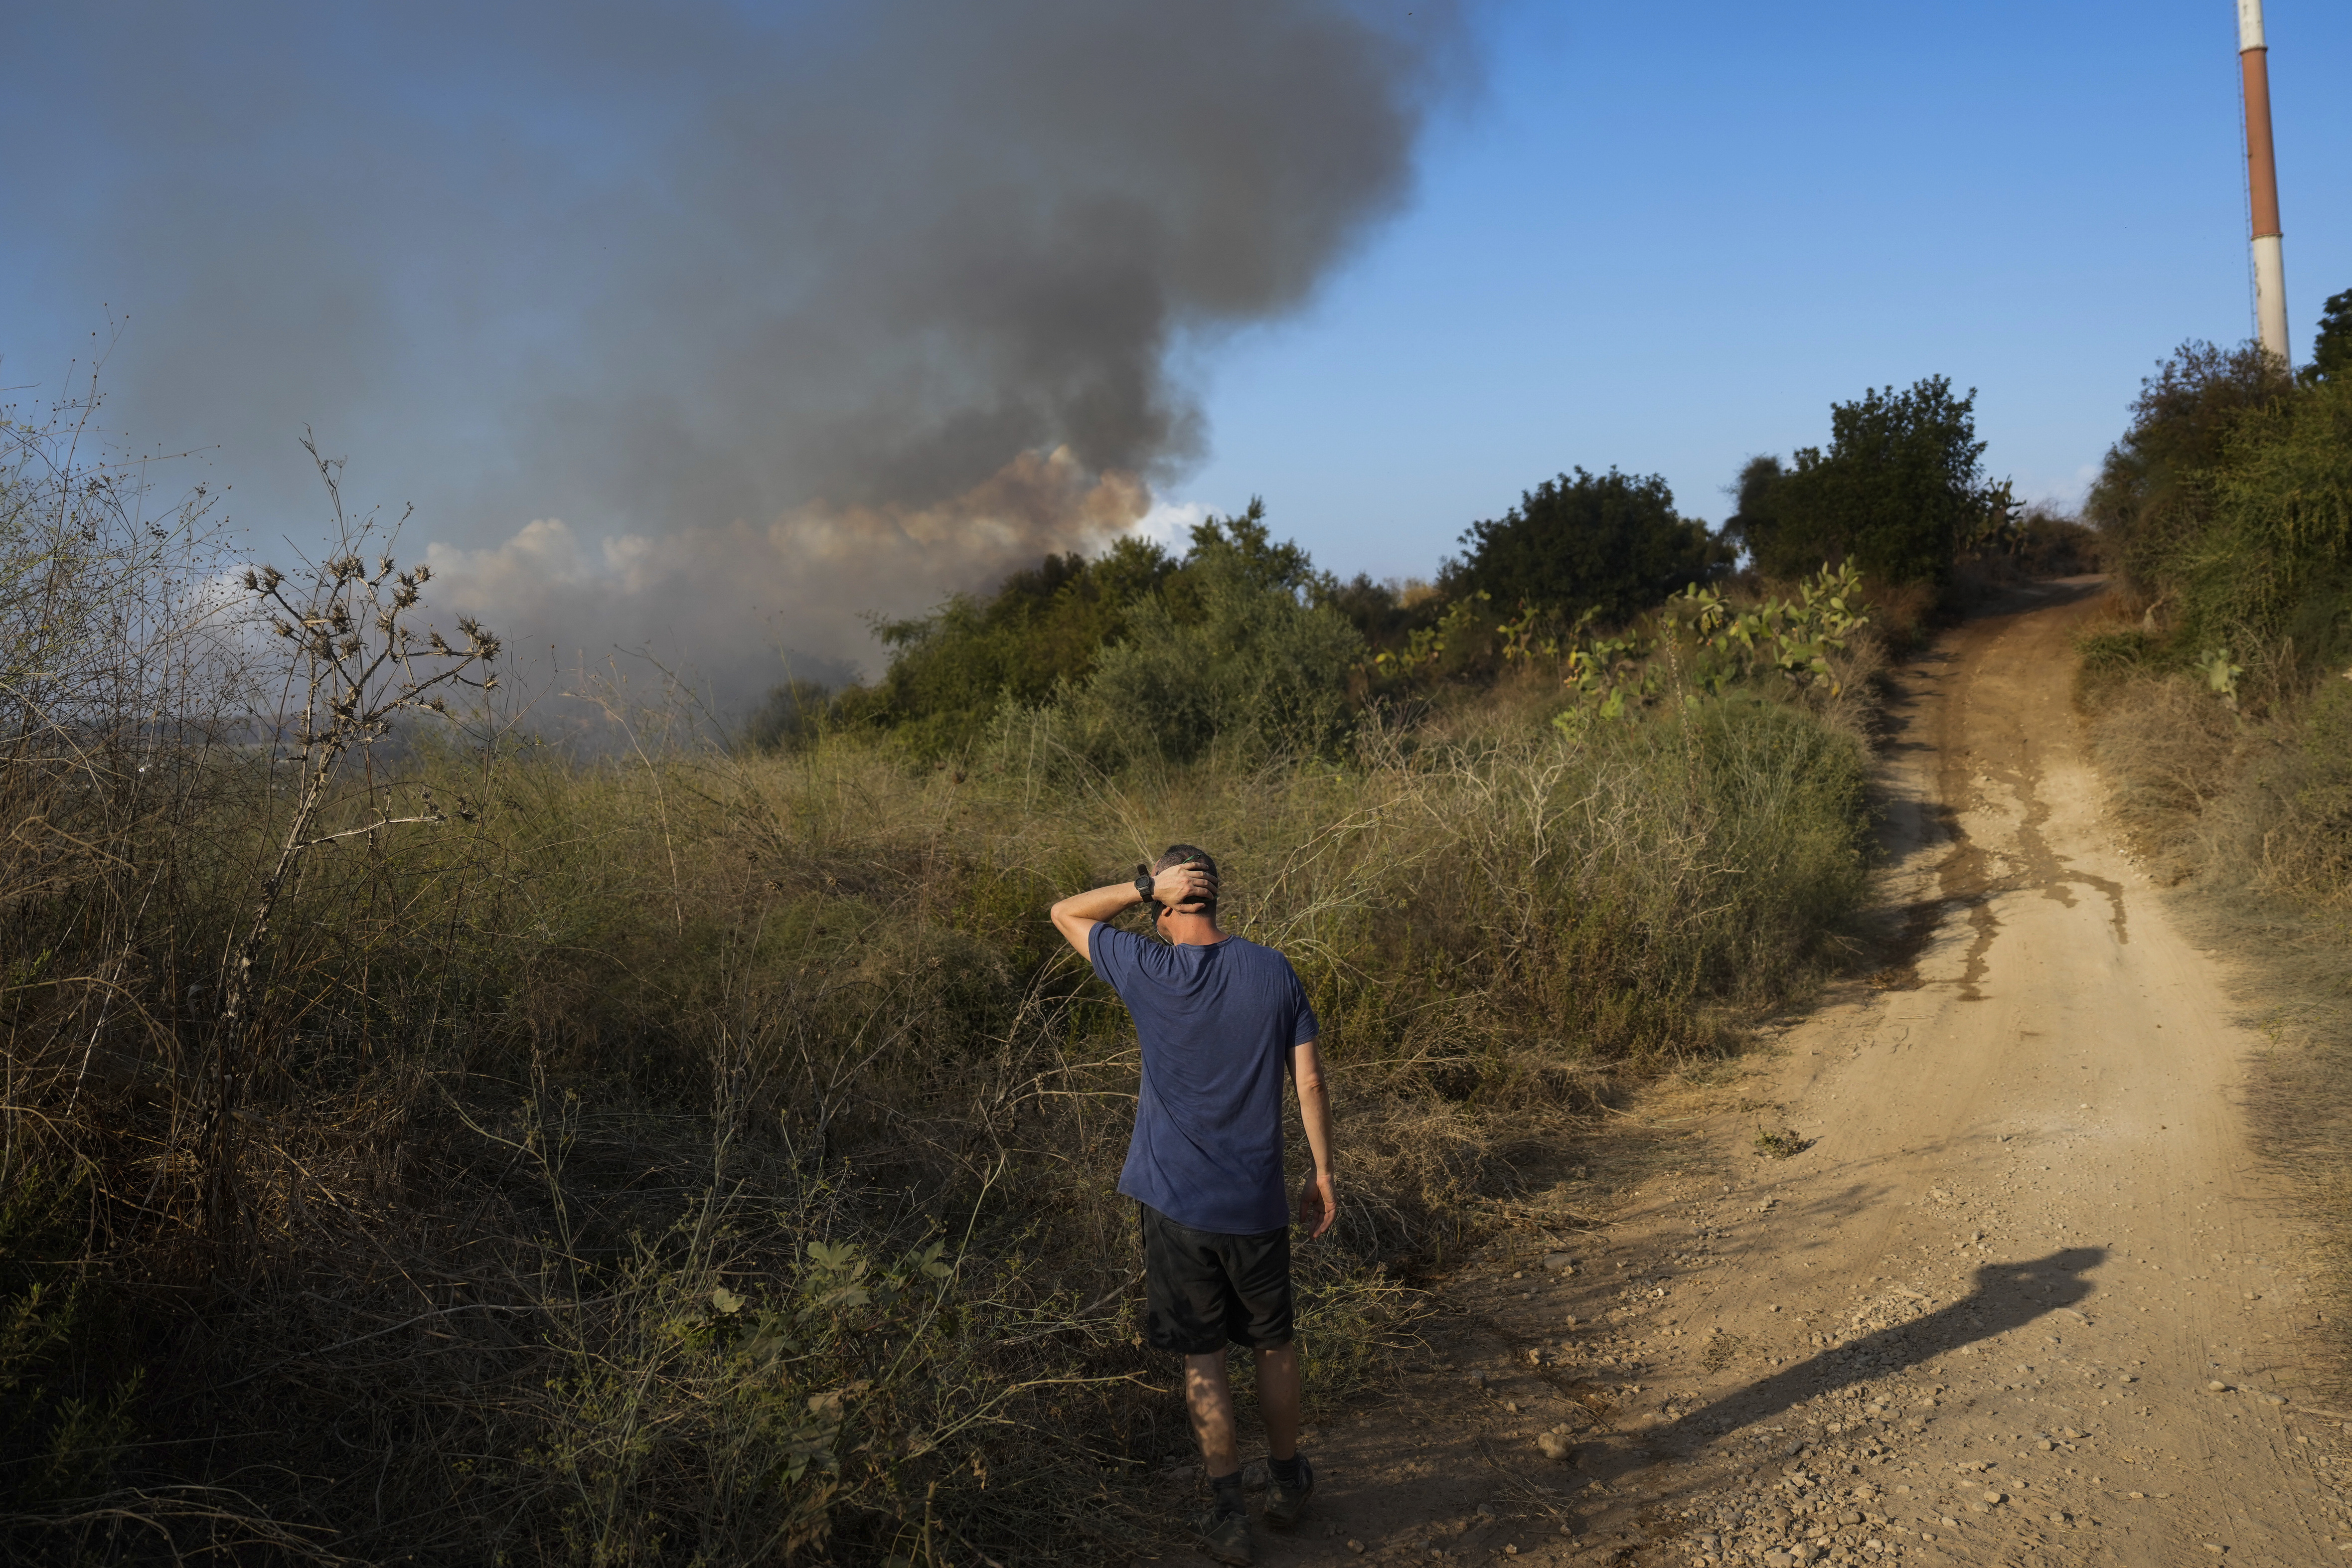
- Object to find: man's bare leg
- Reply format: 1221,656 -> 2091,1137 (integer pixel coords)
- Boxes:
1182,1352 -> 1254,1561
1186,1345 -> 1303,1464
1183,1352 -> 1242,1476
1254,1342 -> 1301,1461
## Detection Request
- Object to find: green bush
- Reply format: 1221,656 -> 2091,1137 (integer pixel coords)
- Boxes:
1742,375 -> 1997,587
1075,537 -> 1365,765
825,501 -> 1345,759
2077,321 -> 2352,905
2010,507 -> 2103,576
2085,339 -> 2289,597
0,1165 -> 139,1516
1441,467 -> 1727,623
2083,337 -> 2352,681
2173,377 -> 2352,665
2309,288 -> 2352,388
828,535 -> 1176,756
1318,572 -> 1447,654
740,677 -> 834,753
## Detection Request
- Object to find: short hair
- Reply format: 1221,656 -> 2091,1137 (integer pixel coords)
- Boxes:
1151,843 -> 1218,917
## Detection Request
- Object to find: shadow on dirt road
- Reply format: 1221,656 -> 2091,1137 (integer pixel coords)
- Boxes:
1587,1248 -> 2107,1475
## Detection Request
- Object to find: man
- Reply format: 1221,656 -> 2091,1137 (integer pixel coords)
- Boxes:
1050,846 -> 1336,1567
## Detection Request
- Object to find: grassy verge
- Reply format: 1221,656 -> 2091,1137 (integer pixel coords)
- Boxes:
2078,627 -> 2352,1395
2074,350 -> 2352,1397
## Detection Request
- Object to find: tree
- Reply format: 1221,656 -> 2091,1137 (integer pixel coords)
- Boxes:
1720,454 -> 1786,559
1079,529 -> 1364,765
740,677 -> 832,753
2075,336 -> 2352,662
827,498 -> 1332,758
1442,468 -> 1726,623
2309,288 -> 2352,387
1744,376 -> 1992,586
831,533 -> 1175,754
2084,341 -> 2289,592
1168,498 -> 1316,603
2183,375 -> 2352,656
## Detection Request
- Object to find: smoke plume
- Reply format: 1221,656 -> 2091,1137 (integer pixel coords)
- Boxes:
4,1 -> 1468,707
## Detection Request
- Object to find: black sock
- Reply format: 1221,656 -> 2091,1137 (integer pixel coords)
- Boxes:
1210,1470 -> 1245,1519
1268,1454 -> 1305,1489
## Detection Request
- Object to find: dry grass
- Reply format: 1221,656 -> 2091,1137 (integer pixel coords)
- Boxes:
2,688 -> 1876,1564
0,418 -> 1884,1563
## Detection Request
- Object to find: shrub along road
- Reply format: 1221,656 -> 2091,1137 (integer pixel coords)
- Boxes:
1201,578 -> 2338,1567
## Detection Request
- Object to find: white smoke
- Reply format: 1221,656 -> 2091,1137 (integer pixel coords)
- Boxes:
427,451 -> 1148,691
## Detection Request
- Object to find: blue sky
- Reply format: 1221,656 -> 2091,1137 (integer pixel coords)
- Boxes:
1180,0 -> 2351,583
2,0 -> 2344,693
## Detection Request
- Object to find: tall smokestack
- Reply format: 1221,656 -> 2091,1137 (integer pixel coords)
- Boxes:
2237,0 -> 2290,367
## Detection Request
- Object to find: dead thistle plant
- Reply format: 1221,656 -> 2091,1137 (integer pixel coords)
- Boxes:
204,434 -> 501,1253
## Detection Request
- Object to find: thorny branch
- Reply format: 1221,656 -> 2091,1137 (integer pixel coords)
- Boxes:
204,434 -> 500,1252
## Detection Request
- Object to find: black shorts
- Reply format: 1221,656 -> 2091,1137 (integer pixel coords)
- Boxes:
1139,1204 -> 1294,1355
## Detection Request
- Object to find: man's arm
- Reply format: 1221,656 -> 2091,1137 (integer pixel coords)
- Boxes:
1047,862 -> 1215,958
1290,1039 -> 1336,1239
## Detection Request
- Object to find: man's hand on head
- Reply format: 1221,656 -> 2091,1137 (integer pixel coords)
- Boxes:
1152,861 -> 1216,914
1047,860 -> 1217,958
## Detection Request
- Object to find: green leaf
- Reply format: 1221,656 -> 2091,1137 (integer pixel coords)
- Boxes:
806,1239 -> 863,1273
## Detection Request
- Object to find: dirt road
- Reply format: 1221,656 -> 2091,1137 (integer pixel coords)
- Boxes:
1201,580 -> 2343,1566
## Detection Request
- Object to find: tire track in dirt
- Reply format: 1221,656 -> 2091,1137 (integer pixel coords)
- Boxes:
1201,579 -> 2340,1568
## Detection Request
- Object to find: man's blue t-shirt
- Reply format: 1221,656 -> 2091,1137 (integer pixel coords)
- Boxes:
1090,926 -> 1320,1236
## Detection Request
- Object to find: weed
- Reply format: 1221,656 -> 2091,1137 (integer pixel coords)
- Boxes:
1752,1127 -> 1815,1160
1700,1333 -> 1748,1373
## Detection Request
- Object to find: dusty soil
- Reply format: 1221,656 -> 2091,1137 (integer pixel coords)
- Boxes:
1136,579 -> 2348,1567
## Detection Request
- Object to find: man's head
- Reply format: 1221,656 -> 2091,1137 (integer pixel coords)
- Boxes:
1152,843 -> 1219,923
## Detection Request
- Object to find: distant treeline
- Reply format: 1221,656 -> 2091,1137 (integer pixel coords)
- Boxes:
750,372 -> 2076,761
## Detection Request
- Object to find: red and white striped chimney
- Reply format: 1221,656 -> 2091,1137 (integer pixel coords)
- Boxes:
2237,0 -> 2290,367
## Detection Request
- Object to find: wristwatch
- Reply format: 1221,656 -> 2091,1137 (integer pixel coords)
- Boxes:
1133,865 -> 1155,904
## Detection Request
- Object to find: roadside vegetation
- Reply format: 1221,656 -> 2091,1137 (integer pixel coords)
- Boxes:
2,366 -> 2023,1564
2072,290 -> 2352,1386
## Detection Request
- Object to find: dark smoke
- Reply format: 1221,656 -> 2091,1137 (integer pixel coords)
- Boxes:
3,1 -> 1469,706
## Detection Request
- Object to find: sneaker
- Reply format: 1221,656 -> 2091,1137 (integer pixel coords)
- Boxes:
1190,1504 -> 1252,1565
1262,1455 -> 1314,1530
